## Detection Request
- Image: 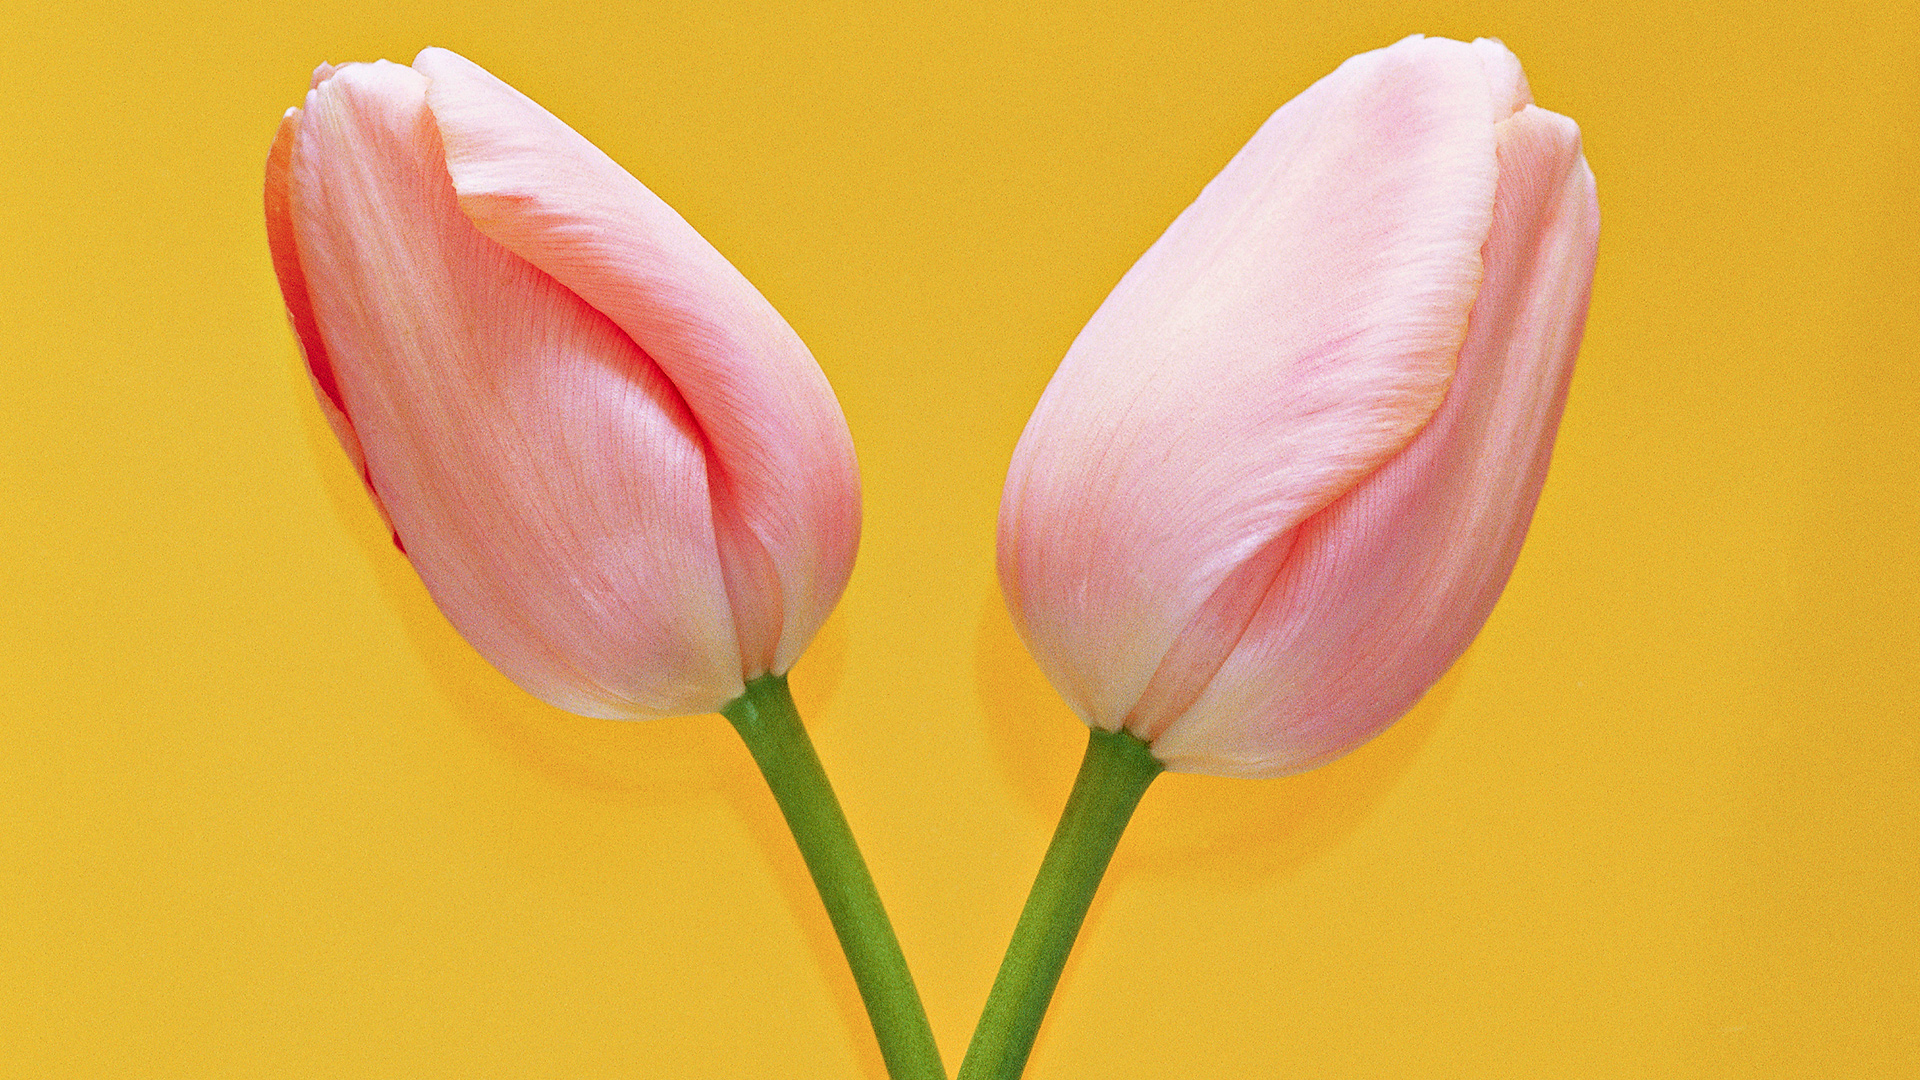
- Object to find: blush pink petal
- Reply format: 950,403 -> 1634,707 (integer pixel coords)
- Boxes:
265,106 -> 388,529
286,61 -> 744,718
1151,105 -> 1599,776
1471,37 -> 1533,119
999,36 -> 1507,733
411,47 -> 860,679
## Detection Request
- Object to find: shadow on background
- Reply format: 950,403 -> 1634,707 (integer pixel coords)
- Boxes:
974,587 -> 1458,889
306,396 -> 886,1074
691,617 -> 887,1080
304,387 -> 850,804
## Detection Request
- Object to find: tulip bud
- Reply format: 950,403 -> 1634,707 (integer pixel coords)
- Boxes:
997,36 -> 1598,778
265,49 -> 860,720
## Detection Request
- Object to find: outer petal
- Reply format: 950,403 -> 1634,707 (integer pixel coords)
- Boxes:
411,47 -> 860,680
266,105 -> 391,530
999,36 -> 1506,734
1471,37 -> 1533,118
1151,105 -> 1599,776
288,61 -> 743,718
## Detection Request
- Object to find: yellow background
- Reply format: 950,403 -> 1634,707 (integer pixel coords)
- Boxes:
3,0 -> 1914,1075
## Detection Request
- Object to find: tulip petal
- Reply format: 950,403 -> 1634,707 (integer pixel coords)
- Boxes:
1471,37 -> 1533,119
1150,104 -> 1599,776
289,61 -> 744,717
265,107 -> 337,417
412,48 -> 860,679
1001,36 -> 1510,733
267,105 -> 395,532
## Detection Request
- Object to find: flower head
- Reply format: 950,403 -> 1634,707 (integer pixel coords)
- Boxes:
267,49 -> 860,719
998,36 -> 1598,777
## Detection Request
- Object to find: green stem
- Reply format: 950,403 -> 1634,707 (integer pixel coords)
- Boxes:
958,727 -> 1164,1080
721,674 -> 945,1080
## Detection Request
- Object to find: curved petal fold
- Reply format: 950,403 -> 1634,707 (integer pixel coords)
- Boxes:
287,60 -> 744,716
412,47 -> 860,677
1152,105 -> 1599,776
1000,36 -> 1513,733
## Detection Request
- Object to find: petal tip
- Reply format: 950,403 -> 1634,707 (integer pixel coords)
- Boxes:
1471,37 -> 1534,116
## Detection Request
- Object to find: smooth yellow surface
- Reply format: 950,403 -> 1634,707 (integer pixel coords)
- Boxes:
3,1 -> 1915,1076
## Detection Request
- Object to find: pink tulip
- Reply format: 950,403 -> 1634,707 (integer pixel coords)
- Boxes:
997,36 -> 1598,778
265,49 -> 860,719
